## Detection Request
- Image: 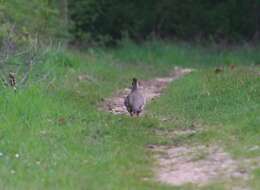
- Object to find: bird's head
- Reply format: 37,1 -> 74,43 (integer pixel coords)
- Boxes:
132,78 -> 139,91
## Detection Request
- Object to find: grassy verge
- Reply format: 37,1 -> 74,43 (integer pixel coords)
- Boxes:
0,41 -> 259,189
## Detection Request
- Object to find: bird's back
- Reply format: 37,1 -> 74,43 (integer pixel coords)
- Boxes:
128,90 -> 144,111
125,89 -> 144,114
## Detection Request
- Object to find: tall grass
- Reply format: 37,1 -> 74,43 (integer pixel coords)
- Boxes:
111,40 -> 260,67
0,41 -> 259,189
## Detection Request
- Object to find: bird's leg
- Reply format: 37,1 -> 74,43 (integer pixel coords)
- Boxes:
136,111 -> 141,117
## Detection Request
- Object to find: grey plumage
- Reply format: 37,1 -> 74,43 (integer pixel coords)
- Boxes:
124,78 -> 145,116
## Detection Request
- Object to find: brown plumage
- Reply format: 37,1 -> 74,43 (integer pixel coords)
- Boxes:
8,72 -> 16,90
215,67 -> 224,74
229,64 -> 236,70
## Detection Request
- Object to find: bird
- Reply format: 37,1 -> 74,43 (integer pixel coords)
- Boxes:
214,67 -> 224,74
8,72 -> 16,90
229,64 -> 236,70
124,78 -> 145,116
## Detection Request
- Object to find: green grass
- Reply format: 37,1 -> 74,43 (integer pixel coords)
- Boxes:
0,41 -> 259,189
148,68 -> 259,152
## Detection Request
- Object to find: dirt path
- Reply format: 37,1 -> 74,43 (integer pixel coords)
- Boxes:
102,67 -> 193,115
150,143 -> 259,189
101,68 -> 258,188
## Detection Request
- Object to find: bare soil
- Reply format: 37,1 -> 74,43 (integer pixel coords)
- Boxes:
102,67 -> 193,115
101,68 -> 259,188
150,144 -> 259,187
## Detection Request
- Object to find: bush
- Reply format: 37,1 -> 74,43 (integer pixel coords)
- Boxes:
69,0 -> 260,44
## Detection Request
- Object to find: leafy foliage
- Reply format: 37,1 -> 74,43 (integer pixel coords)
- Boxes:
69,0 -> 260,43
0,0 -> 67,86
0,0 -> 64,46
